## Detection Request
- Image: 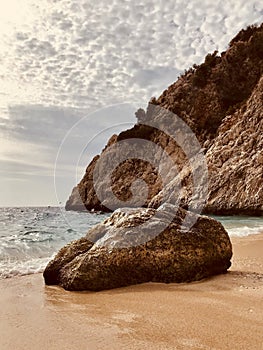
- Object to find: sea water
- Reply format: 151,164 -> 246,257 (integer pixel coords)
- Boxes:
0,207 -> 262,279
0,207 -> 109,279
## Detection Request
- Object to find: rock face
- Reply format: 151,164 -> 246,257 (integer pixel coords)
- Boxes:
205,76 -> 263,215
149,76 -> 263,215
66,23 -> 263,215
44,205 -> 232,291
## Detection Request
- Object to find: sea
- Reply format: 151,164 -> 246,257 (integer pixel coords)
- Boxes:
0,206 -> 263,279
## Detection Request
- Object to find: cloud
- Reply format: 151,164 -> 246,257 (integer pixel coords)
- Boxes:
1,0 -> 262,111
132,67 -> 181,98
1,105 -> 80,146
0,102 -> 138,205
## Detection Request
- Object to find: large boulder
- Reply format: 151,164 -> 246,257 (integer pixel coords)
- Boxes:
43,205 -> 232,291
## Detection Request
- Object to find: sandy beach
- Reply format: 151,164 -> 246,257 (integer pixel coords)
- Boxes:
0,233 -> 262,350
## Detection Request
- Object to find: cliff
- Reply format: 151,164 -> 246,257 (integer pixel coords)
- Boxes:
66,23 -> 263,215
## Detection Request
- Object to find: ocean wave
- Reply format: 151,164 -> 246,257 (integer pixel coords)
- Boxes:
0,207 -> 108,279
213,216 -> 263,237
226,225 -> 263,237
0,256 -> 52,279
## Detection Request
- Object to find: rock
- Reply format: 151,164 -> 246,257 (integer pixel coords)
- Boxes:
149,77 -> 263,215
43,237 -> 94,285
65,23 -> 263,216
204,76 -> 263,215
43,205 -> 232,291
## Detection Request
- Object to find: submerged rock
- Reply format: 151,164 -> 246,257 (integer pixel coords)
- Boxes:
44,205 -> 232,291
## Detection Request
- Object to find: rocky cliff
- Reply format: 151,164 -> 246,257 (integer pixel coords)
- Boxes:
66,23 -> 263,215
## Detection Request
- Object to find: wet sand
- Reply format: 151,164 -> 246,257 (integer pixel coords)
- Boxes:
0,234 -> 263,350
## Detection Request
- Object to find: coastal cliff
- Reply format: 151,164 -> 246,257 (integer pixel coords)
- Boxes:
66,23 -> 263,215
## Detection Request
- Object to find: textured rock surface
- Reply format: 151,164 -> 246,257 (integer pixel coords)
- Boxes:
205,76 -> 263,215
44,205 -> 232,291
66,23 -> 263,215
149,76 -> 263,215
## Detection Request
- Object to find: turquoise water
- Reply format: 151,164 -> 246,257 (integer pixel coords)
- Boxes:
211,215 -> 263,237
0,207 -> 262,279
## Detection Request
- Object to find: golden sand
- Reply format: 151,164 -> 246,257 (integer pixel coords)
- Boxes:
0,234 -> 263,350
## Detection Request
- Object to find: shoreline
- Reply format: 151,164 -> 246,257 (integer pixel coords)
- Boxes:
0,234 -> 262,350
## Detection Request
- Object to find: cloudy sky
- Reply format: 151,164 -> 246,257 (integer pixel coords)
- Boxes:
0,0 -> 262,206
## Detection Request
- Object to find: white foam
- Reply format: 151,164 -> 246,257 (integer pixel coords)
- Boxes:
214,216 -> 263,238
0,257 -> 52,279
227,225 -> 263,237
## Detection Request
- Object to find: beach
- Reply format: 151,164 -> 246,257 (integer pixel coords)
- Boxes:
0,233 -> 262,350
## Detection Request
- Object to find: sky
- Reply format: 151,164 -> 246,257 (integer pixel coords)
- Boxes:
0,0 -> 262,206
